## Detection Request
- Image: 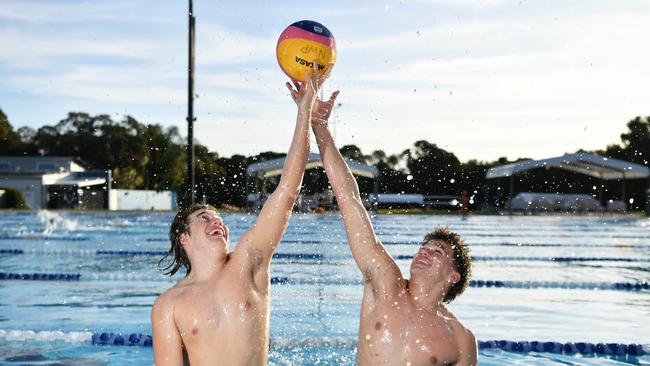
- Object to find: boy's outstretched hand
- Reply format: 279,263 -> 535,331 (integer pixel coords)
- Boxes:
312,90 -> 340,128
285,68 -> 319,113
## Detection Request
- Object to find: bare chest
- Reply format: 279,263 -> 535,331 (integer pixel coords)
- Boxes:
359,306 -> 459,366
174,281 -> 268,342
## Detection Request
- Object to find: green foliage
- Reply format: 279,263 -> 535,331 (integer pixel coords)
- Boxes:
0,108 -> 21,155
405,140 -> 462,195
1,107 -> 648,210
192,144 -> 227,203
593,115 -> 650,210
26,112 -> 189,191
368,149 -> 409,194
339,145 -> 368,163
0,188 -> 26,209
215,154 -> 250,207
143,125 -> 185,191
600,116 -> 650,166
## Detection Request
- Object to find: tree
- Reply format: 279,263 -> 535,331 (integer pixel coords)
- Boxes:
143,125 -> 185,192
339,145 -> 368,163
369,149 -> 410,194
405,140 -> 462,195
216,154 -> 250,207
618,116 -> 650,165
30,113 -> 163,189
188,144 -> 227,205
0,108 -> 20,155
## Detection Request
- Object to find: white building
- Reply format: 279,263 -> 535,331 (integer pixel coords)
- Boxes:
0,156 -> 110,209
108,189 -> 177,211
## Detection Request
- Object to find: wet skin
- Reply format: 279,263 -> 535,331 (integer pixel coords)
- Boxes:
152,70 -> 318,366
152,210 -> 274,365
158,262 -> 270,366
358,240 -> 475,366
311,107 -> 477,365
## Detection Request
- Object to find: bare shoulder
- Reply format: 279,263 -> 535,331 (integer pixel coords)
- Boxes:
153,281 -> 190,313
442,308 -> 477,365
456,322 -> 476,347
455,323 -> 477,366
440,306 -> 476,346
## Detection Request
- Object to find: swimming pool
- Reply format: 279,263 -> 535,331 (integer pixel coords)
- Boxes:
0,211 -> 648,365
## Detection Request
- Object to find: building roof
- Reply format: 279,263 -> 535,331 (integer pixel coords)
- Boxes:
48,175 -> 107,187
486,152 -> 650,180
246,153 -> 378,179
0,156 -> 86,174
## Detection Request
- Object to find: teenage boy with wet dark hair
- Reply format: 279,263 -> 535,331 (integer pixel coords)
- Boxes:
151,70 -> 322,366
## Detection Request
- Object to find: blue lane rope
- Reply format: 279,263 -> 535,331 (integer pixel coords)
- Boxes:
0,235 -> 88,241
437,232 -> 650,239
478,256 -> 649,262
394,255 -> 648,263
477,340 -> 647,356
3,236 -> 648,248
1,248 -> 645,263
0,249 -> 323,261
144,238 -> 325,244
384,241 -> 650,248
0,272 -> 82,281
0,272 -> 647,291
141,237 -> 650,247
464,242 -> 646,248
0,329 -> 646,356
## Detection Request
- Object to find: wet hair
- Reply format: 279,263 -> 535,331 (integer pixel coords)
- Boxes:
420,227 -> 472,303
158,204 -> 218,276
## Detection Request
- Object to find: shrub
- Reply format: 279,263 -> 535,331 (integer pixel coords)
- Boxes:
0,188 -> 26,209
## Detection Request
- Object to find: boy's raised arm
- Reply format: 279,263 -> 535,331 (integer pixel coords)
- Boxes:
311,93 -> 403,299
234,71 -> 319,286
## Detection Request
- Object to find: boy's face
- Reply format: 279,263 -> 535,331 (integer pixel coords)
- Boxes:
410,239 -> 459,284
185,209 -> 229,248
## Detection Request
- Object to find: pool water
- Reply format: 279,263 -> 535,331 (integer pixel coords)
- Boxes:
0,211 -> 648,365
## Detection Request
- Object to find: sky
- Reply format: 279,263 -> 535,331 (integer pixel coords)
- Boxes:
1,0 -> 649,162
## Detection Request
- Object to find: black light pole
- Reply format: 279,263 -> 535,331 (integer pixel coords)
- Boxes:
186,0 -> 196,205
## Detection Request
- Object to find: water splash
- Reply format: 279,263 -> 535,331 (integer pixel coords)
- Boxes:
37,210 -> 78,234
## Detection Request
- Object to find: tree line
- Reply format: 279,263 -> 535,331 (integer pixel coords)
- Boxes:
1,108 -> 649,210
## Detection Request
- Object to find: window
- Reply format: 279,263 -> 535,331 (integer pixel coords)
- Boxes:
37,163 -> 57,172
0,163 -> 11,172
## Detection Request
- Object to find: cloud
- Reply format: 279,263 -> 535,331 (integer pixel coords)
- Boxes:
407,0 -> 513,7
197,23 -> 274,66
0,0 -> 169,24
0,30 -> 172,69
2,1 -> 650,162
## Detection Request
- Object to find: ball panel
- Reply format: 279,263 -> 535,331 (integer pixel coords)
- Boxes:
290,20 -> 334,39
276,38 -> 336,81
278,25 -> 336,49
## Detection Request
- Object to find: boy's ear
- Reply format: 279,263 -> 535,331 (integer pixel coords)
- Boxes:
450,271 -> 461,284
179,232 -> 190,247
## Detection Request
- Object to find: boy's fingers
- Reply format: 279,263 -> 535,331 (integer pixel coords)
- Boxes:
329,90 -> 340,103
312,61 -> 319,87
304,70 -> 311,88
321,64 -> 333,82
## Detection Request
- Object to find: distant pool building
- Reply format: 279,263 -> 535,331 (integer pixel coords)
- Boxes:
0,156 -> 110,209
0,156 -> 176,210
485,152 -> 650,214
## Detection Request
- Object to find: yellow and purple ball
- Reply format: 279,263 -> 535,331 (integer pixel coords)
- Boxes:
276,20 -> 336,82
